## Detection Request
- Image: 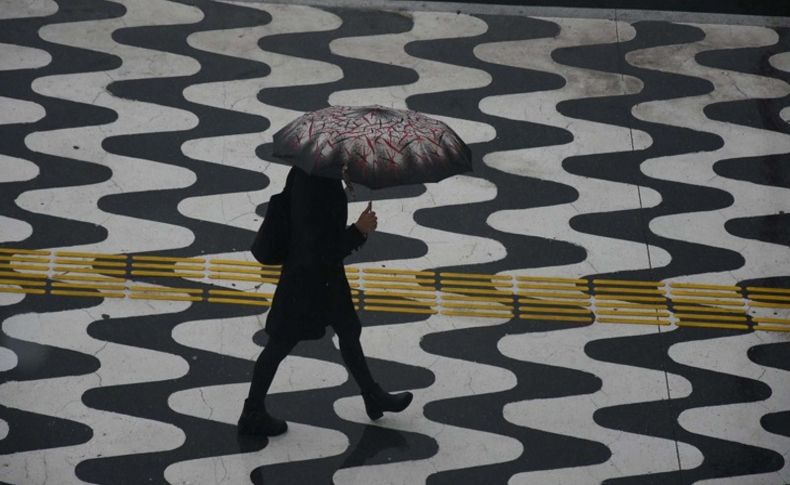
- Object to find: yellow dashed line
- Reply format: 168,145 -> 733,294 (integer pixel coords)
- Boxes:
0,248 -> 49,255
670,282 -> 741,291
518,306 -> 591,315
517,283 -> 589,290
752,317 -> 790,325
363,298 -> 437,308
3,247 -> 789,333
520,314 -> 592,323
130,271 -> 204,278
747,286 -> 790,294
670,298 -> 744,306
51,290 -> 125,299
442,309 -> 514,318
0,287 -> 47,295
596,309 -> 670,317
594,279 -> 663,287
517,276 -> 587,284
675,313 -> 748,322
132,255 -> 205,263
0,263 -> 49,271
0,279 -> 47,287
56,251 -> 126,260
752,325 -> 790,332
364,268 -> 434,276
364,305 -> 438,315
597,317 -> 670,326
671,290 -> 743,298
441,272 -> 511,280
677,321 -> 750,330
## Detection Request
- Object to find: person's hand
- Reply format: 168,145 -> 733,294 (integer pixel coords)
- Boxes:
355,202 -> 377,235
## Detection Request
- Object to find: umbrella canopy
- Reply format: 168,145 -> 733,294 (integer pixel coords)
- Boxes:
272,105 -> 472,189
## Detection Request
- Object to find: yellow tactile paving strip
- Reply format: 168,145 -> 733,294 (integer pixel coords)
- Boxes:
1,247 -> 789,332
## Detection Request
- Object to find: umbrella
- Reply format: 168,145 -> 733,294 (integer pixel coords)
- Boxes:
272,105 -> 472,189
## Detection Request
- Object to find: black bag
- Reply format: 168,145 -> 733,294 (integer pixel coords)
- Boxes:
251,177 -> 292,265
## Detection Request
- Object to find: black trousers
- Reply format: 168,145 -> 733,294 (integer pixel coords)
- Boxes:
247,321 -> 377,406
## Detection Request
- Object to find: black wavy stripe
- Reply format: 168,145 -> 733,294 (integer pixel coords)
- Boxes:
249,333 -> 436,484
0,296 -> 101,454
408,15 -> 580,277
0,0 -> 125,458
249,7 -> 446,481
696,27 -> 790,136
556,21 -> 740,282
421,321 -> 608,485
588,329 -> 785,484
0,405 -> 92,454
76,304 -> 270,483
77,305 -> 432,484
67,1 -> 276,482
554,21 -> 781,483
256,8 -> 416,112
748,341 -> 790,440
254,7 -> 430,265
699,27 -> 790,291
101,0 -> 272,258
726,213 -> 790,246
76,4 -> 437,482
715,153 -> 790,189
0,0 -> 125,250
397,14 -> 601,483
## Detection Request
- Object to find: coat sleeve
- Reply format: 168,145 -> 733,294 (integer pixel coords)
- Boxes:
343,224 -> 367,258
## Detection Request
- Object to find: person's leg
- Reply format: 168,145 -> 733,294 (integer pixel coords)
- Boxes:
247,335 -> 298,406
338,332 -> 376,393
239,335 -> 298,436
334,321 -> 413,421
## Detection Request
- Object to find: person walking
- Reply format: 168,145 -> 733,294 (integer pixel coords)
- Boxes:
238,166 -> 413,436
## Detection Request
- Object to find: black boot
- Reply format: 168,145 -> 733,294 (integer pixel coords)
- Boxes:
362,385 -> 413,421
237,399 -> 288,436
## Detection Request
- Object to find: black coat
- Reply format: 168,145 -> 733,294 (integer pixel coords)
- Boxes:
265,167 -> 367,341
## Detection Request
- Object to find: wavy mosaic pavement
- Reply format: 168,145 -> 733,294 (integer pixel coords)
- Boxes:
1,1 -> 789,484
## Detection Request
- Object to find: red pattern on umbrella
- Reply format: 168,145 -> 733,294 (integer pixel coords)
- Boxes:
272,105 -> 472,189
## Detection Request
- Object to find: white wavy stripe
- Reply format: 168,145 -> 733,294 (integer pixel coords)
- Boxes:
769,51 -> 790,73
179,2 -> 342,234
0,299 -> 190,484
0,95 -> 44,124
354,174 -> 506,270
170,11 -> 366,479
328,11 -> 491,108
0,42 -> 48,243
632,24 -> 790,285
0,293 -> 25,374
769,51 -> 790,129
332,313 -> 522,484
0,215 -> 32,243
328,10 -> 496,167
0,154 -> 38,184
0,344 -> 17,372
498,324 -> 702,483
164,422 -> 347,484
17,0 -> 203,254
475,18 -> 671,278
669,332 -> 790,483
0,42 -> 52,71
163,314 -> 349,484
179,172 -> 505,275
0,0 -> 57,19
324,8 -> 501,272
